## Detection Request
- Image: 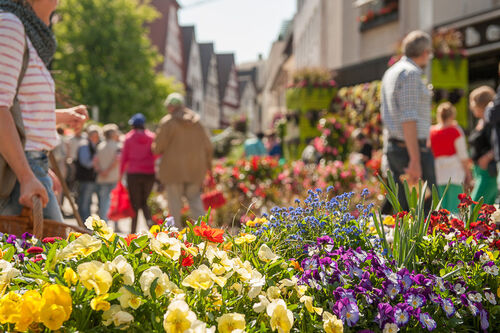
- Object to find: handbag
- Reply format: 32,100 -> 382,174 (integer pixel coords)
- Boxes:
201,175 -> 226,211
108,182 -> 136,221
0,39 -> 29,199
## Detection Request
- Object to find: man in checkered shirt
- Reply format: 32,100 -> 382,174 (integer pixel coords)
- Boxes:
381,30 -> 436,210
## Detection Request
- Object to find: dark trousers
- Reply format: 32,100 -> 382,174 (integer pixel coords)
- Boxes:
386,141 -> 436,213
127,173 -> 155,233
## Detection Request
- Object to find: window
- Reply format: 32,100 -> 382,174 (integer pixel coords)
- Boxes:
358,0 -> 399,32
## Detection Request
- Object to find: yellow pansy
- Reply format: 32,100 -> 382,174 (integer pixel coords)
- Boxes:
217,313 -> 246,333
139,266 -> 171,298
267,286 -> 281,301
91,294 -> 111,312
150,225 -> 161,234
77,261 -> 113,295
84,215 -> 115,241
258,244 -> 280,262
111,255 -> 135,285
0,291 -> 22,324
112,310 -> 134,328
102,305 -> 121,326
300,295 -> 323,315
323,311 -> 343,333
64,267 -> 78,286
266,299 -> 293,333
163,300 -> 197,333
16,290 -> 42,331
58,234 -> 102,261
151,232 -> 182,261
234,234 -> 257,245
182,265 -> 215,290
41,284 -> 72,321
40,303 -> 67,331
383,216 -> 395,226
118,287 -> 142,310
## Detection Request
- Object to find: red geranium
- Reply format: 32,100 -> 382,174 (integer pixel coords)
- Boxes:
181,255 -> 194,267
194,221 -> 224,243
26,246 -> 43,254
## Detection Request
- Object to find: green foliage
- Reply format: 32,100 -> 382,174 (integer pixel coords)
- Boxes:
373,171 -> 446,270
53,0 -> 183,124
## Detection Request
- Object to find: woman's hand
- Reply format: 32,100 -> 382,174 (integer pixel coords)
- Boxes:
56,105 -> 89,131
19,174 -> 48,208
477,151 -> 494,170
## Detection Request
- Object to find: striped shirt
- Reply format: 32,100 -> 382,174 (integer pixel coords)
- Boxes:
0,12 -> 57,151
381,56 -> 431,141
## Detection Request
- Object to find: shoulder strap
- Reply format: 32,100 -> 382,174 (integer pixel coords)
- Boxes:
15,38 -> 29,96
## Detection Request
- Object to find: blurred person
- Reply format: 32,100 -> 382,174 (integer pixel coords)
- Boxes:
94,124 -> 121,223
301,138 -> 321,164
75,125 -> 101,220
120,113 -> 156,234
0,0 -> 88,221
266,131 -> 283,159
51,127 -> 67,204
429,102 -> 471,214
244,132 -> 267,157
485,61 -> 500,200
469,86 -> 497,204
153,93 -> 213,229
352,128 -> 373,163
381,30 -> 435,211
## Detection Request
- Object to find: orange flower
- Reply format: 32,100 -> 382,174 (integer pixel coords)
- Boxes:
124,234 -> 138,246
291,260 -> 303,271
223,241 -> 233,251
194,222 -> 224,243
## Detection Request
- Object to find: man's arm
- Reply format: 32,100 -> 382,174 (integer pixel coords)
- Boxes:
77,145 -> 93,169
402,121 -> 422,183
0,107 -> 48,207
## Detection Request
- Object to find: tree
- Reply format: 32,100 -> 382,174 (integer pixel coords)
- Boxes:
53,0 -> 183,124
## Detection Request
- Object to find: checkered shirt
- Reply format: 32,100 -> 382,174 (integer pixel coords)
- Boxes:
381,56 -> 431,141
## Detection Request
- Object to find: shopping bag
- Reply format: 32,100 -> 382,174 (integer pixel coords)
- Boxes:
201,175 -> 226,211
108,182 -> 136,220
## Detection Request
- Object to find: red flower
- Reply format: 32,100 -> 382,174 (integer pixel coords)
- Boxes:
26,246 -> 43,254
457,193 -> 477,208
124,234 -> 138,246
181,255 -> 194,267
30,254 -> 44,263
194,221 -> 224,243
42,237 -> 63,244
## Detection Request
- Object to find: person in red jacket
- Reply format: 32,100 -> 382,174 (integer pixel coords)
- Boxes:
429,102 -> 471,214
120,113 -> 156,233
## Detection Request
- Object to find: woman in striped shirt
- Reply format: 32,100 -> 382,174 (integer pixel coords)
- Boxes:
0,0 -> 88,221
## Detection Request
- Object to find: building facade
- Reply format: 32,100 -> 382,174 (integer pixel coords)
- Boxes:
217,54 -> 240,128
199,43 -> 220,130
293,0 -> 500,87
181,26 -> 204,114
149,0 -> 184,83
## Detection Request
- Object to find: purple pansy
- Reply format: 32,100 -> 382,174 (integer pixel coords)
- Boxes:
419,313 -> 437,331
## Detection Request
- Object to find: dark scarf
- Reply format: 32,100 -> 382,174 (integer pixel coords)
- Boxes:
0,0 -> 56,67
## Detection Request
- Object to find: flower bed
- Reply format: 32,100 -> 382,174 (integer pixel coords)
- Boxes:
0,180 -> 498,332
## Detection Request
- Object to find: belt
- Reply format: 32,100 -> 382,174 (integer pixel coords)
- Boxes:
388,137 -> 427,147
25,150 -> 48,159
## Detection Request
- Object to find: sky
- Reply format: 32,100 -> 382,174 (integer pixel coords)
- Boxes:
178,0 -> 296,64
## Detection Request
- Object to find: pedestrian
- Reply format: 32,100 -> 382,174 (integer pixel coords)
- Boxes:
381,30 -> 435,211
153,93 -> 213,229
485,61 -> 500,200
429,102 -> 471,214
0,0 -> 88,221
266,131 -> 283,159
75,125 -> 101,220
94,124 -> 121,224
469,86 -> 497,204
120,113 -> 156,233
352,128 -> 373,164
244,132 -> 267,157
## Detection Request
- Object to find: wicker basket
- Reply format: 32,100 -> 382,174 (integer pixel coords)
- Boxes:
0,197 -> 89,239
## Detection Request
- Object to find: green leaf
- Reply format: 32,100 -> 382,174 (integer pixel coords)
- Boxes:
123,285 -> 142,297
2,247 -> 15,262
45,244 -> 58,270
150,277 -> 159,300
